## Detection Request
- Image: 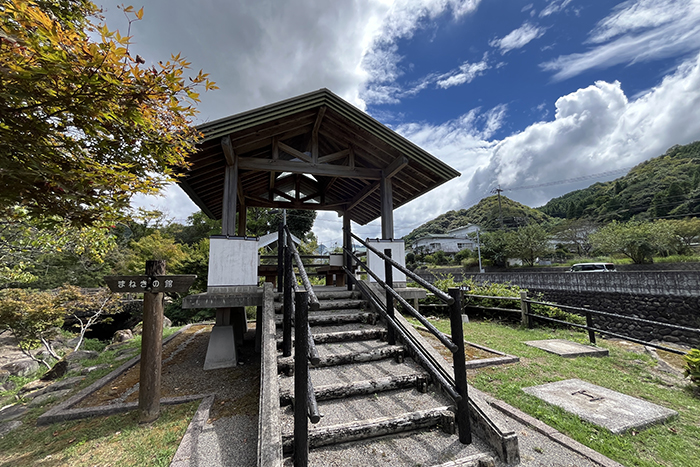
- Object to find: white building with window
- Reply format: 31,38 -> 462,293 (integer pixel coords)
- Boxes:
411,224 -> 480,254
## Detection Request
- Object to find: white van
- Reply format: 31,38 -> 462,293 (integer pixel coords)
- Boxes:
568,262 -> 616,272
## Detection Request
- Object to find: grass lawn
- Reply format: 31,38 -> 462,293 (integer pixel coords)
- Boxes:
0,401 -> 198,467
424,318 -> 700,467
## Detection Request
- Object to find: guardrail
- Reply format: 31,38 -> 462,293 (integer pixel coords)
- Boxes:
346,233 -> 472,444
463,292 -> 696,356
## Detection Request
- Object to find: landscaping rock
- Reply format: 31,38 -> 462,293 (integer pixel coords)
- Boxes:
164,316 -> 172,328
64,350 -> 99,362
112,329 -> 133,343
0,420 -> 22,437
19,379 -> 51,395
49,376 -> 84,392
41,360 -> 68,381
132,322 -> 143,335
2,359 -> 39,377
27,388 -> 72,408
0,405 -> 27,422
1,381 -> 16,392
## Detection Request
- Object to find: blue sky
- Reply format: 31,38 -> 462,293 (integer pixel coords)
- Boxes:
108,0 -> 700,248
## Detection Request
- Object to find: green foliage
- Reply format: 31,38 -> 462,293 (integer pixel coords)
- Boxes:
0,1 -> 216,225
684,349 -> 700,387
120,231 -> 188,273
590,220 -> 678,263
0,288 -> 65,367
55,285 -> 121,350
506,223 -> 551,266
538,141 -> 700,222
404,195 -> 552,246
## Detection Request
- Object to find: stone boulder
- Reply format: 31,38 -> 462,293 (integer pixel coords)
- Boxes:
112,329 -> 133,343
2,359 -> 39,377
41,359 -> 69,381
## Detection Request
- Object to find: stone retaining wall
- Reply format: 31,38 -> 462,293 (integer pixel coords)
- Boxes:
414,270 -> 700,348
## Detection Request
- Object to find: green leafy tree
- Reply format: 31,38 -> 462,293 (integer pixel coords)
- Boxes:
0,1 -> 216,225
507,224 -> 551,266
0,288 -> 65,368
120,230 -> 188,273
590,220 -> 675,263
55,285 -> 120,351
553,219 -> 598,256
477,230 -> 510,268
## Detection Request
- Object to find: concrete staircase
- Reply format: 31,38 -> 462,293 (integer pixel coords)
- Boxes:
272,288 -> 497,467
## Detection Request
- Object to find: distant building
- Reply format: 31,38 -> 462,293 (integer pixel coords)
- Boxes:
411,224 -> 480,254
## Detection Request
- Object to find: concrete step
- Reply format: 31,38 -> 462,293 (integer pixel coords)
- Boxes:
281,405 -> 456,454
278,372 -> 429,405
277,345 -> 405,373
274,290 -> 362,301
274,310 -> 376,327
274,299 -> 367,313
276,328 -> 387,349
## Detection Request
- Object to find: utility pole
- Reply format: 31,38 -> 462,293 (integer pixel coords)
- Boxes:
493,186 -> 504,229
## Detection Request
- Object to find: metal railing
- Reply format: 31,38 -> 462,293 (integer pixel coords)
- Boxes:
346,233 -> 472,444
463,292 -> 696,356
278,225 -> 321,466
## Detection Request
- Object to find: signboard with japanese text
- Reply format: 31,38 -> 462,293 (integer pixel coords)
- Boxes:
104,275 -> 196,294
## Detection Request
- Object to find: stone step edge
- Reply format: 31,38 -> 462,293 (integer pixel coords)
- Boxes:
274,300 -> 368,312
277,345 -> 405,373
276,328 -> 387,349
279,372 -> 429,406
281,406 -> 455,454
274,311 -> 377,327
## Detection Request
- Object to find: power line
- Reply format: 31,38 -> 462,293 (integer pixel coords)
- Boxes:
500,167 -> 632,192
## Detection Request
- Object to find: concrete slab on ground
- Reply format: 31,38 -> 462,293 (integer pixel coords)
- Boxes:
524,339 -> 609,358
522,378 -> 677,434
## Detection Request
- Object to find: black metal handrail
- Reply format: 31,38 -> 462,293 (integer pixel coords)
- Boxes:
350,233 -> 454,305
277,226 -> 322,466
343,245 -> 471,444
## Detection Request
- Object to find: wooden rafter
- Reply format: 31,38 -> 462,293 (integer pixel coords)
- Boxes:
237,157 -> 382,180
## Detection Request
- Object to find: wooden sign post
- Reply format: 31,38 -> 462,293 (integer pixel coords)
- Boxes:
105,261 -> 195,424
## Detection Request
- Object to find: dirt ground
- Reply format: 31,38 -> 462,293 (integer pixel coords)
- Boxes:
73,324 -> 261,420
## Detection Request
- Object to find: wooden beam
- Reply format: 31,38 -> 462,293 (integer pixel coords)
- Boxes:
383,156 -> 409,179
317,148 -> 350,164
222,163 -> 237,236
237,158 -> 382,180
347,181 -> 379,212
278,141 -> 313,164
221,135 -> 235,166
311,106 -> 326,164
272,136 -> 279,160
237,201 -> 247,236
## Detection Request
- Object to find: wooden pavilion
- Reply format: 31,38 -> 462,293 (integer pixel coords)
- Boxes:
179,88 -> 460,368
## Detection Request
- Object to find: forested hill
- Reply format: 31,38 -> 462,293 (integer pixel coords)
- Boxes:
403,195 -> 552,244
538,141 -> 700,221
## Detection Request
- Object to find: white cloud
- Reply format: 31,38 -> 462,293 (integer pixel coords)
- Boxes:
539,0 -> 574,18
436,59 -> 490,88
468,52 -> 700,208
489,22 -> 546,55
542,0 -> 700,81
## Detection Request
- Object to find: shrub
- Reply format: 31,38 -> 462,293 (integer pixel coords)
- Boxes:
684,349 -> 700,387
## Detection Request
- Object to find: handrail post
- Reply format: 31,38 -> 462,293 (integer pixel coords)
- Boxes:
520,291 -> 531,328
282,243 -> 293,358
277,223 -> 284,293
294,291 -> 309,467
384,248 -> 395,345
586,309 -> 596,344
449,287 -> 471,444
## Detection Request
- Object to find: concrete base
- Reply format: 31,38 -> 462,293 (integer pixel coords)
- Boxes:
523,379 -> 678,434
524,339 -> 609,358
204,326 -> 237,371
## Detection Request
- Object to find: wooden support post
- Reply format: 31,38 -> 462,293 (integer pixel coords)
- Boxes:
283,244 -> 293,358
277,223 -> 284,293
384,249 -> 395,346
380,175 -> 393,240
139,260 -> 166,424
449,287 -> 471,444
294,291 -> 309,467
343,213 -> 352,291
